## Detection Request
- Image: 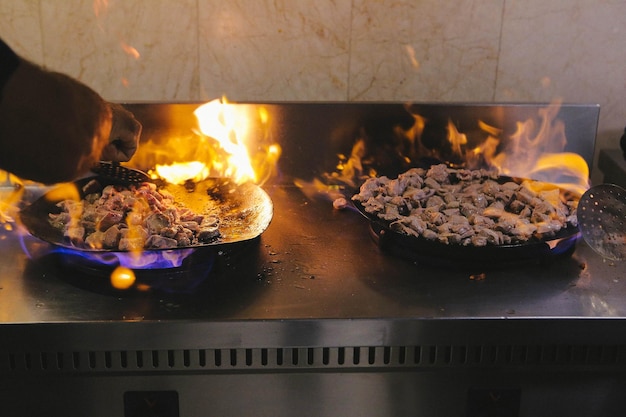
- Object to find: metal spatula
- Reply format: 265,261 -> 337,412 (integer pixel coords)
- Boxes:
91,161 -> 152,185
577,184 -> 626,261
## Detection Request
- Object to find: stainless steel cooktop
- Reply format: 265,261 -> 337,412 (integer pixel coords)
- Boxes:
2,102 -> 625,417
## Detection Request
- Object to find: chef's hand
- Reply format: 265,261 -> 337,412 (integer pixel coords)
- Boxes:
0,58 -> 112,184
0,53 -> 141,184
100,102 -> 142,162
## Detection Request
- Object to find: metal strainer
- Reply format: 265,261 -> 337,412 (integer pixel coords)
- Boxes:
577,184 -> 626,261
91,161 -> 152,185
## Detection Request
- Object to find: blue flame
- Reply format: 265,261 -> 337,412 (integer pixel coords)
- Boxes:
46,246 -> 196,270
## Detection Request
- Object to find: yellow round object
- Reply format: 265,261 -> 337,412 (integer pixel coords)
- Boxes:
110,266 -> 136,290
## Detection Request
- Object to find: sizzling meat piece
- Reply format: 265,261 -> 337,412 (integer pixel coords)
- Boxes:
352,164 -> 579,246
49,182 -> 220,250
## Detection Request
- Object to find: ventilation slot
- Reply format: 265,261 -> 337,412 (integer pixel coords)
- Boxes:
3,344 -> 625,374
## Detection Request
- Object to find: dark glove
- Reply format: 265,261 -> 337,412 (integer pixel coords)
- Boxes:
0,59 -> 112,184
100,103 -> 142,162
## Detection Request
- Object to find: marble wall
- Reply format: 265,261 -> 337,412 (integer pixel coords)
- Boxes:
1,0 -> 625,180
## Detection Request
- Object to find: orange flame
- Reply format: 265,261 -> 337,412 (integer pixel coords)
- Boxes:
152,161 -> 210,185
140,99 -> 280,186
0,172 -> 23,227
447,119 -> 468,159
479,101 -> 589,195
308,101 -> 590,207
193,98 -> 256,183
436,101 -> 589,195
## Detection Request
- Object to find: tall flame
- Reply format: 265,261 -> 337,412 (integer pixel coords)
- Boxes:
193,98 -> 256,183
480,101 -> 589,195
145,98 -> 281,186
308,101 -> 591,207
447,119 -> 468,159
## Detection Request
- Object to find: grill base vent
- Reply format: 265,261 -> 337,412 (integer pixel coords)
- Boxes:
3,344 -> 625,374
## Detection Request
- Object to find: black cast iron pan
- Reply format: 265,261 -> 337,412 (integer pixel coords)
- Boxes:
20,174 -> 274,253
352,176 -> 581,269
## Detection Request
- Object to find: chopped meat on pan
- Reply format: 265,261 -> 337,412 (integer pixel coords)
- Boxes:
48,182 -> 221,250
352,164 -> 579,246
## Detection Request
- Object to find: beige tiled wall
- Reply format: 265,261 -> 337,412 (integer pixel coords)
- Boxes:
1,0 -> 625,179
